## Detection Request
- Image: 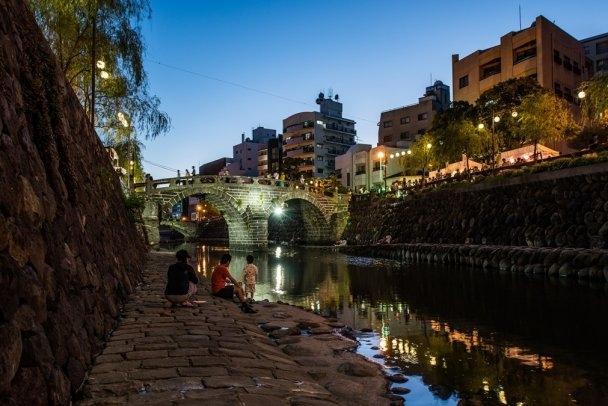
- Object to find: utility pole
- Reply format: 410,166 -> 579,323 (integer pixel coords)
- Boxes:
90,3 -> 97,126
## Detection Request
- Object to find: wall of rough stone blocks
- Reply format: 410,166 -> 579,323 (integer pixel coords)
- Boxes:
343,171 -> 608,250
0,0 -> 146,403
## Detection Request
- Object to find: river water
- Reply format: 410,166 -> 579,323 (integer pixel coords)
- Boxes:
181,244 -> 608,405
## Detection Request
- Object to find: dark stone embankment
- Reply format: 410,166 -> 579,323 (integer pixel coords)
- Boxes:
339,243 -> 608,282
0,0 -> 146,403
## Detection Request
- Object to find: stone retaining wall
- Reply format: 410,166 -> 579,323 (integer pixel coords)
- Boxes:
343,171 -> 608,249
339,244 -> 608,282
0,1 -> 146,403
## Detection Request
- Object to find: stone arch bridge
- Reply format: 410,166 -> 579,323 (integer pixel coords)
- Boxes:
137,175 -> 350,248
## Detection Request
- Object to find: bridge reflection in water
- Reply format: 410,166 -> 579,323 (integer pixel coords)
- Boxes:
185,244 -> 608,406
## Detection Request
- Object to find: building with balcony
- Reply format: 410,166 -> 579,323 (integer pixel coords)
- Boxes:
378,81 -> 450,148
582,33 -> 608,77
282,92 -> 356,178
335,144 -> 418,192
231,126 -> 277,177
257,135 -> 283,177
452,15 -> 588,105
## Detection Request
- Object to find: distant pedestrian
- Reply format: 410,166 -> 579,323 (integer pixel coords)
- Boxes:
242,255 -> 258,302
164,250 -> 198,307
211,254 -> 256,313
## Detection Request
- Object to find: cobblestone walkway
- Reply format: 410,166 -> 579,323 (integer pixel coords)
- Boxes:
77,252 -> 392,405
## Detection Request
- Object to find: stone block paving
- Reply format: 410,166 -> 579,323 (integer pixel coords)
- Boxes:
76,252 -> 395,406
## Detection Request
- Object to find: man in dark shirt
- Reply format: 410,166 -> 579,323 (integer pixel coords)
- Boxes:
165,249 -> 198,307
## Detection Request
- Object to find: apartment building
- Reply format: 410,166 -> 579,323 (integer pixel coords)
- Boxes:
452,15 -> 588,105
378,81 -> 450,148
257,135 -> 283,177
232,127 -> 277,177
282,93 -> 356,178
582,33 -> 608,77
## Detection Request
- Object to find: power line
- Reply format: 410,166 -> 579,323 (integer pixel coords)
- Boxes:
147,59 -> 375,123
142,159 -> 178,173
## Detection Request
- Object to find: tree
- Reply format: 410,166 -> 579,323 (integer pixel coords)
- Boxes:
28,0 -> 170,183
518,92 -> 578,158
281,157 -> 308,181
476,77 -> 545,150
400,134 -> 438,181
579,74 -> 608,126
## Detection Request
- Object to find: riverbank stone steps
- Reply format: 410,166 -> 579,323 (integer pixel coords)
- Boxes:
339,243 -> 608,282
76,252 -> 399,405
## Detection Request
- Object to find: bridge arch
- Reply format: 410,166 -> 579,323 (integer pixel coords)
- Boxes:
140,175 -> 349,247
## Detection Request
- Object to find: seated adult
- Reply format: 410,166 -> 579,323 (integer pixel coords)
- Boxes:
165,249 -> 198,307
211,254 -> 256,313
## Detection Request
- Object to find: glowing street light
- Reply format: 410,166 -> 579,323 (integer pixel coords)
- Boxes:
426,143 -> 432,149
407,149 -> 412,155
511,111 -> 518,118
578,90 -> 586,99
401,151 -> 406,156
478,123 -> 485,130
96,60 -> 106,69
377,150 -> 385,159
389,153 -> 395,159
100,70 -> 110,79
493,116 -> 501,123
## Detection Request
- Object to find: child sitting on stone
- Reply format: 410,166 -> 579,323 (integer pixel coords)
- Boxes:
242,254 -> 258,302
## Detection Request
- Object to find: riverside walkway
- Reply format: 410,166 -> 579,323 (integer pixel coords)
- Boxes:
77,252 -> 394,405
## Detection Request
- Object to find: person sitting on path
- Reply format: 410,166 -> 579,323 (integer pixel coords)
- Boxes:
242,254 -> 258,302
164,249 -> 198,307
211,253 -> 256,313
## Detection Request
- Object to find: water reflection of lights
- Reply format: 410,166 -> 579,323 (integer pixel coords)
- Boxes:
430,320 -> 553,370
273,264 -> 285,294
497,387 -> 508,404
275,246 -> 282,258
482,379 -> 490,392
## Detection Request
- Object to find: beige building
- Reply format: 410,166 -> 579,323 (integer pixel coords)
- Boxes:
378,81 -> 450,148
581,33 -> 608,77
335,144 -> 417,192
452,16 -> 588,105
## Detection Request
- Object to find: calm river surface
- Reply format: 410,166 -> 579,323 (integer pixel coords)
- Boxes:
180,244 -> 608,405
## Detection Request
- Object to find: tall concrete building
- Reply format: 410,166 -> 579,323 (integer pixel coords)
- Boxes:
257,135 -> 283,177
452,16 -> 588,105
282,93 -> 356,178
378,81 -> 450,148
582,33 -> 608,77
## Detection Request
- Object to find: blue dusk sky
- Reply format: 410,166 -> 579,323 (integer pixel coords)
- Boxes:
140,0 -> 607,178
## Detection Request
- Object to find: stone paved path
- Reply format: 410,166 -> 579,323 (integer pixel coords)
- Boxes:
77,252 -> 394,405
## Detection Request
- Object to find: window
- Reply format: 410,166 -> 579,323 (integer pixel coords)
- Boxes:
373,161 -> 381,171
383,120 -> 393,128
383,135 -> 392,143
513,40 -> 536,64
418,112 -> 428,121
528,73 -> 538,81
317,156 -> 324,161
418,129 -> 426,135
563,56 -> 572,71
336,169 -> 342,179
554,82 -> 562,97
573,61 -> 581,75
553,49 -> 562,65
480,58 -> 501,79
247,157 -> 251,161
317,168 -> 324,174
303,132 -> 313,140
459,75 -> 469,88
400,116 -> 410,124
598,58 -> 608,71
597,40 -> 608,55
400,131 -> 410,140
355,164 -> 366,175
564,87 -> 573,102
346,172 -> 351,186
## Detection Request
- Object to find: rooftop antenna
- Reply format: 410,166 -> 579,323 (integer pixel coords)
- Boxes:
518,4 -> 522,30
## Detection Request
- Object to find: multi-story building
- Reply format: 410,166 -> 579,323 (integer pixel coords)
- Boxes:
452,15 -> 588,105
232,126 -> 277,177
335,144 -> 417,192
378,81 -> 450,148
581,33 -> 608,77
199,157 -> 235,175
282,93 -> 356,178
257,136 -> 283,177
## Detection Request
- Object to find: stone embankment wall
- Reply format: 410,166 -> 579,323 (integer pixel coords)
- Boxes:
344,171 -> 608,249
0,0 -> 146,404
341,169 -> 608,282
339,244 -> 608,282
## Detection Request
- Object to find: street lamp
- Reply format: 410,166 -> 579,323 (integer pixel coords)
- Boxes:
477,123 -> 485,130
578,90 -> 586,99
511,111 -> 518,118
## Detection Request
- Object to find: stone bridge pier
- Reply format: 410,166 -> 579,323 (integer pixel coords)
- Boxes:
137,175 -> 350,248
